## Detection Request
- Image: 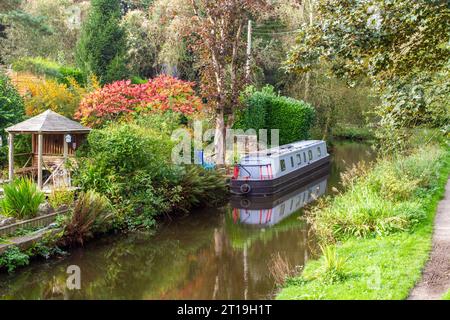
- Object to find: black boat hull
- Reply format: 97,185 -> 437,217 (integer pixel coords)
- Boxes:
230,155 -> 331,196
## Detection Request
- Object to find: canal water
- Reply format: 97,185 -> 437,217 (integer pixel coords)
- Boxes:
0,141 -> 376,300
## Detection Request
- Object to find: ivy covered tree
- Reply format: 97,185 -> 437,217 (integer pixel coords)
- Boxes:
285,0 -> 450,151
76,0 -> 129,84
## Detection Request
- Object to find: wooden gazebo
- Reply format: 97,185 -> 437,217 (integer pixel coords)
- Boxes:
5,110 -> 91,190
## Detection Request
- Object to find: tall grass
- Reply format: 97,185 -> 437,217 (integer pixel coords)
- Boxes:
0,178 -> 45,219
319,245 -> 347,284
308,145 -> 446,243
268,252 -> 301,286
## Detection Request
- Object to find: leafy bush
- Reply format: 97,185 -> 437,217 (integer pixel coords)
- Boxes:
59,190 -> 113,246
0,72 -> 25,165
176,166 -> 228,211
48,188 -> 75,210
12,57 -> 85,86
0,178 -> 45,219
12,72 -> 100,118
235,85 -> 315,145
0,246 -> 30,273
73,121 -> 175,228
75,75 -> 203,127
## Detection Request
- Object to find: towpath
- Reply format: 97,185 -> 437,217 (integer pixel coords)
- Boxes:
409,178 -> 450,300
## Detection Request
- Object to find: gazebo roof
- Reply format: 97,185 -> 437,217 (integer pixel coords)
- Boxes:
5,110 -> 91,134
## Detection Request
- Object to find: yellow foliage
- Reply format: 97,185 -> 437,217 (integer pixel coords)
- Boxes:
10,72 -> 100,118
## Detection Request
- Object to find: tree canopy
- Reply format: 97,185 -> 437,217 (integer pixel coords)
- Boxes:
285,0 -> 449,149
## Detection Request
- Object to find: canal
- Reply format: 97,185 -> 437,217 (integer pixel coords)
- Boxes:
0,141 -> 376,300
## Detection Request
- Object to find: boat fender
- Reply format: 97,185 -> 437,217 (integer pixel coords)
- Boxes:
240,198 -> 251,208
240,183 -> 251,194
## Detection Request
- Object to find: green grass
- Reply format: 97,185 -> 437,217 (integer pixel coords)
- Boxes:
442,290 -> 450,300
277,144 -> 450,300
442,289 -> 450,300
332,125 -> 375,141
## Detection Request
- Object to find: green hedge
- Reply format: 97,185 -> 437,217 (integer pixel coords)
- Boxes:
234,86 -> 315,145
12,57 -> 85,86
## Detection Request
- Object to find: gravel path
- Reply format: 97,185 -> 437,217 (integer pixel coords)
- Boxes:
408,178 -> 450,300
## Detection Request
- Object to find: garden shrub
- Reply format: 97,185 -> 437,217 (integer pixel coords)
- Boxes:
0,72 -> 25,166
0,178 -> 45,219
48,188 -> 75,210
59,190 -> 113,246
12,57 -> 85,86
13,73 -> 100,118
75,75 -> 203,128
235,85 -> 315,145
73,121 -> 177,228
0,246 -> 29,273
176,166 -> 228,211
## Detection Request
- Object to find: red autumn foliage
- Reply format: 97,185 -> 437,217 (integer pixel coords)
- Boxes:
75,75 -> 203,127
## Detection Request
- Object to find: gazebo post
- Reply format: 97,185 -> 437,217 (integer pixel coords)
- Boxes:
8,132 -> 14,182
37,133 -> 43,189
63,134 -> 68,160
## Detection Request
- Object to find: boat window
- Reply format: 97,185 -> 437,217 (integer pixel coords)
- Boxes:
290,156 -> 294,167
296,154 -> 301,165
317,147 -> 322,157
308,150 -> 313,161
303,152 -> 306,162
280,159 -> 286,171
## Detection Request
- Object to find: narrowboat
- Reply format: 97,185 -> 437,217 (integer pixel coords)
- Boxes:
230,173 -> 329,226
230,140 -> 330,196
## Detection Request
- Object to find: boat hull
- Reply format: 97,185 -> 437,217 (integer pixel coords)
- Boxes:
230,155 -> 331,196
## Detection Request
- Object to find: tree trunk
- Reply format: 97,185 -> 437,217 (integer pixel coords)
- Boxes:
214,109 -> 226,165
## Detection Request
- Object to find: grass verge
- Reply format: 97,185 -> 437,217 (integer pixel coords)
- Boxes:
332,125 -> 375,141
442,290 -> 450,300
277,144 -> 450,300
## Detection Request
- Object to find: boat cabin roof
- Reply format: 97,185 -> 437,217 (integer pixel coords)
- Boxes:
242,140 -> 324,161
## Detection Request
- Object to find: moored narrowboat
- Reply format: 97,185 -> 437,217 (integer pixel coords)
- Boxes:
230,140 -> 330,196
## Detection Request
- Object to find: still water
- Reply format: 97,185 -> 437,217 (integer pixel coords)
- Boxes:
0,141 -> 376,300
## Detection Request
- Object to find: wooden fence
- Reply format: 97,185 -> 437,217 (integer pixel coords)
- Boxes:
0,209 -> 68,237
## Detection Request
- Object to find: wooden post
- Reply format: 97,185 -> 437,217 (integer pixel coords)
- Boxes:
63,134 -> 68,160
37,133 -> 43,189
8,132 -> 14,182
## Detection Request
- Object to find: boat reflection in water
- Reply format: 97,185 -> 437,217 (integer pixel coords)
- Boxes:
230,171 -> 329,227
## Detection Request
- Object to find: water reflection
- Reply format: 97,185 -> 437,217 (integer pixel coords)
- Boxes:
230,174 -> 329,227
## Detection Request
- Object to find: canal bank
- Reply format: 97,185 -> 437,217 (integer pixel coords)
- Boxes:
0,141 -> 376,299
277,143 -> 450,300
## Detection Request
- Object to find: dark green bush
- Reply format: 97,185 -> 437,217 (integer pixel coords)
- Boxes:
0,246 -> 29,273
235,85 -> 315,145
0,72 -> 25,166
12,57 -> 85,86
75,0 -> 129,84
